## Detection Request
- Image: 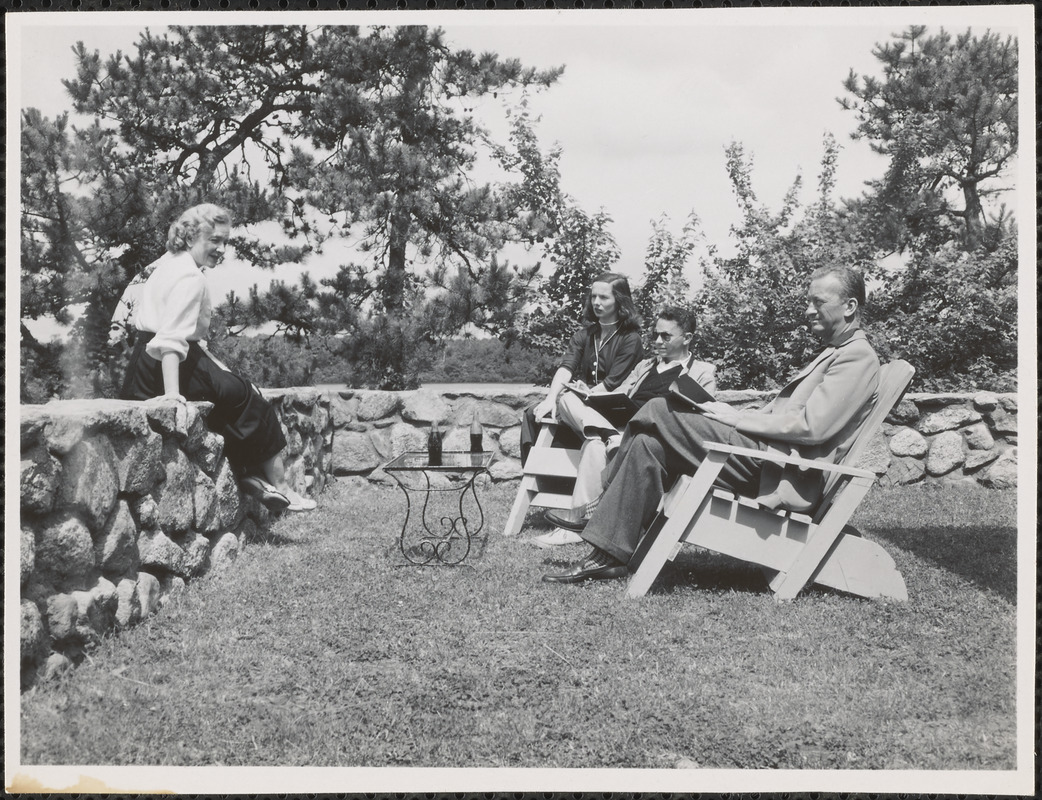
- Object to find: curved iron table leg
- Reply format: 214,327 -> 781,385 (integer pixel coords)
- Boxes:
393,468 -> 488,566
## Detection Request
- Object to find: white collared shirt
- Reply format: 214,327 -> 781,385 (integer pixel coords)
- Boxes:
655,354 -> 689,373
134,250 -> 212,362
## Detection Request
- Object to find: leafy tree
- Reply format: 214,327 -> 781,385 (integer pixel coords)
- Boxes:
503,204 -> 621,377
692,138 -> 877,390
839,26 -> 1018,252
868,228 -> 1017,391
634,212 -> 705,326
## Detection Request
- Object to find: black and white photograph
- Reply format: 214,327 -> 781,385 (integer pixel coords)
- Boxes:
6,6 -> 1035,795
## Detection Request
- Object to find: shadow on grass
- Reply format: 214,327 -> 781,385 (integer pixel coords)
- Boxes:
649,549 -> 773,595
246,526 -> 304,547
628,526 -> 1017,603
536,547 -> 773,595
868,524 -> 1017,603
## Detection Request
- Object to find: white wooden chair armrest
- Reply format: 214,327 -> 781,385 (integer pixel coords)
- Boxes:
704,441 -> 876,479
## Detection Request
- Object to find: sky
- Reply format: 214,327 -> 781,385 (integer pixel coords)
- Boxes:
8,7 -> 1028,339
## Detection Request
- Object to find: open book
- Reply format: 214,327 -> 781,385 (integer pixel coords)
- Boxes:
669,372 -> 715,408
563,382 -> 640,427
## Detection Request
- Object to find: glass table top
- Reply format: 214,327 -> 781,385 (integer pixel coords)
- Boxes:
384,450 -> 494,472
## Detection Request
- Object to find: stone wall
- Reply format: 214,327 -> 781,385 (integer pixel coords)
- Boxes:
19,390 -> 332,686
873,391 -> 1018,489
326,387 -> 1019,490
19,386 -> 1017,686
325,386 -> 543,483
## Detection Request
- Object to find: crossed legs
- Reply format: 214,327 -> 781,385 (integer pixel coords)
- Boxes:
544,397 -> 765,582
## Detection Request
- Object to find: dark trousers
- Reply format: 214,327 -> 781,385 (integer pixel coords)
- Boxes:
120,337 -> 287,470
520,403 -> 582,466
581,396 -> 766,564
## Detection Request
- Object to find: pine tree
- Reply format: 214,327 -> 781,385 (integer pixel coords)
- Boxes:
839,26 -> 1018,252
289,26 -> 562,315
20,25 -> 563,394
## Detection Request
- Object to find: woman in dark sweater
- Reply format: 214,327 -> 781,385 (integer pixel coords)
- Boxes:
520,272 -> 644,465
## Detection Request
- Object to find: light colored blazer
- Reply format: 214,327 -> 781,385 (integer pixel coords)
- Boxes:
616,353 -> 718,398
734,329 -> 880,512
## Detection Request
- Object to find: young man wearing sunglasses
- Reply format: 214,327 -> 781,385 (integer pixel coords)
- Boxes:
532,306 -> 716,547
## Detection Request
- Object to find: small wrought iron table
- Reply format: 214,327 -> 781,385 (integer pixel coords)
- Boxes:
383,450 -> 494,566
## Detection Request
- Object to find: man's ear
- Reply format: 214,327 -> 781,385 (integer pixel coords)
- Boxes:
844,297 -> 859,319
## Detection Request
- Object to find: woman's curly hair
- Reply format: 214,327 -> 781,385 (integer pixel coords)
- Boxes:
166,203 -> 233,253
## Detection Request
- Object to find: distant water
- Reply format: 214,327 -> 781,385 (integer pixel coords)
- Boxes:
315,382 -> 539,393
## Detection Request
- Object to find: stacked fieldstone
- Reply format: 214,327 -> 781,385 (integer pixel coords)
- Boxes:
326,388 -> 1019,491
19,390 -> 332,687
326,387 -> 545,484
19,385 -> 1018,688
876,392 -> 1018,489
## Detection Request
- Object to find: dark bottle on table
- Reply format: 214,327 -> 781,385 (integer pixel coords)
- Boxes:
427,422 -> 443,466
469,414 -> 483,454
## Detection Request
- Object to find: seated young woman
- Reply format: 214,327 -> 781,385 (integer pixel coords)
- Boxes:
519,271 -> 645,467
119,203 -> 315,513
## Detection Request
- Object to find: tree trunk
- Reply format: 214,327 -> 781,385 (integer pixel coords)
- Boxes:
962,180 -> 985,251
382,204 -> 411,313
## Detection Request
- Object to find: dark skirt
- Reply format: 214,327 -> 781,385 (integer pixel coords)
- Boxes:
120,335 -> 287,469
519,402 -> 582,466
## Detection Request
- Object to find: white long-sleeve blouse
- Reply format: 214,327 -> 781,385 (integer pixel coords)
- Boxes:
134,250 -> 212,362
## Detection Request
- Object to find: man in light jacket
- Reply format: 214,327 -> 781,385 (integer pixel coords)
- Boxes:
532,305 -> 716,547
542,265 -> 880,582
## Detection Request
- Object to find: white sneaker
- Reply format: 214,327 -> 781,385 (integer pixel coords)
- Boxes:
531,527 -> 585,548
284,488 -> 317,512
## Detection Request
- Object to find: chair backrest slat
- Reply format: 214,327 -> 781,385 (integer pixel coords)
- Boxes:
816,360 -> 915,517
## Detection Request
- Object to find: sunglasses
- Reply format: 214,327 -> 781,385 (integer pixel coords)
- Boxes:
651,331 -> 680,341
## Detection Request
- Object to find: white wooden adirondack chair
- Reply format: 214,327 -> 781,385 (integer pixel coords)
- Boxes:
625,360 -> 915,601
502,415 -> 582,537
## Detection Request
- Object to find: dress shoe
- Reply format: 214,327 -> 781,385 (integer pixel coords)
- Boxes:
542,548 -> 627,584
543,509 -> 587,532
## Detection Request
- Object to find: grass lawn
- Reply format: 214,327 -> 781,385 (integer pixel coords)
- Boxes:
20,479 -> 1018,771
